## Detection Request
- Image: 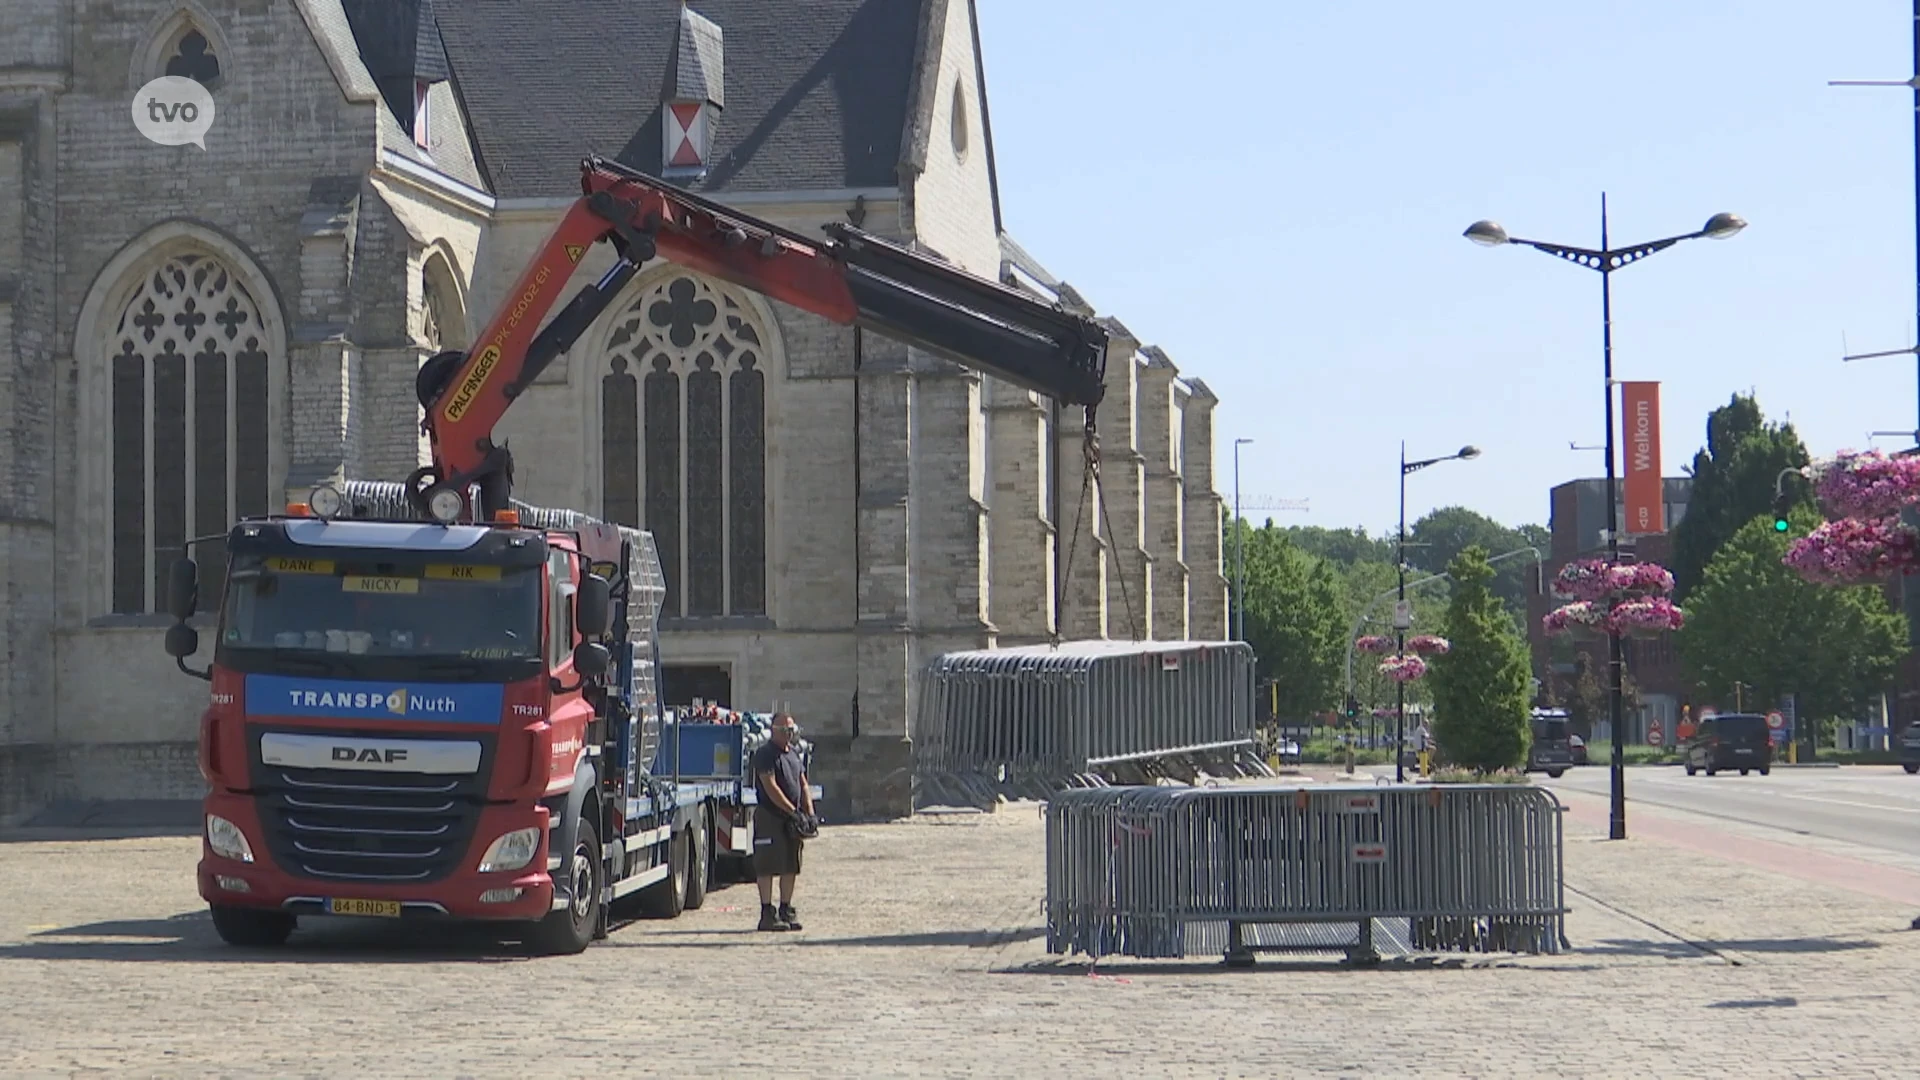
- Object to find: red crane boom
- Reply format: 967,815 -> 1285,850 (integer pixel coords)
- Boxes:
410,157 -> 1110,521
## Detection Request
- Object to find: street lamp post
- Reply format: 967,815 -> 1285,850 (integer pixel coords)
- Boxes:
1234,437 -> 1253,643
1395,443 -> 1480,782
1465,197 -> 1744,839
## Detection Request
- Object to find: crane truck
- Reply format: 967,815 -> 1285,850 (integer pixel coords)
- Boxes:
160,156 -> 1112,953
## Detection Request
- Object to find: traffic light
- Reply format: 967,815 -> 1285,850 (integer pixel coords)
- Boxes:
1343,693 -> 1359,720
1771,488 -> 1793,533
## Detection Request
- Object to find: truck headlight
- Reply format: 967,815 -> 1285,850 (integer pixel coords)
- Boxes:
477,827 -> 541,873
206,814 -> 255,863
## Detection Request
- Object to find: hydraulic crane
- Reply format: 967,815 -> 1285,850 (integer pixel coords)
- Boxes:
408,156 -> 1111,523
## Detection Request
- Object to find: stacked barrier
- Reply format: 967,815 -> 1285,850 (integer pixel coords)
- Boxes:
912,641 -> 1267,809
1044,783 -> 1568,964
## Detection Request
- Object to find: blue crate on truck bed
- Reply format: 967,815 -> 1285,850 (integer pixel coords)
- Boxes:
652,722 -> 750,781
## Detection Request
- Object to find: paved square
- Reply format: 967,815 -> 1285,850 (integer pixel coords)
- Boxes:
4,793 -> 1920,1078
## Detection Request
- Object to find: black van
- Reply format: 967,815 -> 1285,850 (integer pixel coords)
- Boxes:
1683,712 -> 1773,776
1527,710 -> 1574,778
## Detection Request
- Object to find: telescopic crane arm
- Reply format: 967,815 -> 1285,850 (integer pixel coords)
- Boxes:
410,156 -> 1110,520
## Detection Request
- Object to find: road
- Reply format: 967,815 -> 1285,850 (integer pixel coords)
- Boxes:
1545,764 -> 1920,862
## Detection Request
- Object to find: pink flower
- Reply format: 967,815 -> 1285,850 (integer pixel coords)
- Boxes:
1782,515 -> 1920,585
1811,451 -> 1920,520
1377,654 -> 1428,683
1354,634 -> 1394,655
1551,559 -> 1615,602
1607,597 -> 1685,635
1408,634 -> 1451,656
1552,558 -> 1675,602
1543,602 -> 1605,635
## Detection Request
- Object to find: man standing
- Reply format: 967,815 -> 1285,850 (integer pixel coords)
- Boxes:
750,713 -> 814,931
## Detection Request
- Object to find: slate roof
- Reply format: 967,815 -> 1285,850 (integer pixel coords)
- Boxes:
429,0 -> 924,198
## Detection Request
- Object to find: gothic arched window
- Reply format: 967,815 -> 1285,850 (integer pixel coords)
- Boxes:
599,274 -> 768,618
110,252 -> 272,614
163,28 -> 221,88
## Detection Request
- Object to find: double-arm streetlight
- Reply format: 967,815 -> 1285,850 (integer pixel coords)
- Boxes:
1394,443 -> 1480,782
1464,196 -> 1745,839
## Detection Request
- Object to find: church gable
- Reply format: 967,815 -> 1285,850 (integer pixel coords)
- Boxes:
432,0 -> 923,198
897,0 -> 1001,275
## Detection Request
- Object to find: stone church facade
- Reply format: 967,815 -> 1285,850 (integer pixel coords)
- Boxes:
0,0 -> 1230,824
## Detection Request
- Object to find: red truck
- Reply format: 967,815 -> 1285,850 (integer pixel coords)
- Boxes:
161,157 -> 1111,952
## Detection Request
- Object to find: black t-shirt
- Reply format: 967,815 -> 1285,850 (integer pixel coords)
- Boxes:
750,741 -> 806,813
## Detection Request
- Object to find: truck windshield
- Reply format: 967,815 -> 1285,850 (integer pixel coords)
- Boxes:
218,555 -> 542,664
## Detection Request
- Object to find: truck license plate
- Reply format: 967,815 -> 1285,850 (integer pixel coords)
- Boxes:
328,898 -> 402,918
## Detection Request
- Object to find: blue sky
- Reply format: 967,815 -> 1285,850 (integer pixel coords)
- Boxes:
976,0 -> 1918,536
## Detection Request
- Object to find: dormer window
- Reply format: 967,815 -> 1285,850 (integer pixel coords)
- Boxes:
661,4 -> 724,174
413,79 -> 431,149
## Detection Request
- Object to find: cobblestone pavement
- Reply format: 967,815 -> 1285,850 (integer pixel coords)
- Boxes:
4,796 -> 1920,1079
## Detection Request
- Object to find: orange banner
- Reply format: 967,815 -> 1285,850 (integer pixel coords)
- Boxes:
1620,381 -> 1664,535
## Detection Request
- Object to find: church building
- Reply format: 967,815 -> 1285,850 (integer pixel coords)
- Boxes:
0,0 -> 1231,823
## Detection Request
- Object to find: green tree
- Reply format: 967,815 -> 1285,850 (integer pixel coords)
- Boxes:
1406,506 -> 1546,617
1669,393 -> 1811,602
1677,509 -> 1907,738
1280,525 -> 1394,567
1428,545 -> 1533,771
1237,525 -> 1348,721
1556,647 -> 1641,742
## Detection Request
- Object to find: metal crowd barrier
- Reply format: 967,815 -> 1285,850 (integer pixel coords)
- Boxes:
913,641 -> 1268,808
1044,783 -> 1568,965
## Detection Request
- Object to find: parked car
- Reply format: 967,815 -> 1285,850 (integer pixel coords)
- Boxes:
1900,724 -> 1920,775
1569,733 -> 1588,766
1682,712 -> 1772,776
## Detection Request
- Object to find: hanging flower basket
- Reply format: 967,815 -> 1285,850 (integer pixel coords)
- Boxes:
1810,450 -> 1920,521
1607,597 -> 1685,638
1550,559 -> 1616,603
1354,634 -> 1394,655
1783,515 -> 1920,585
1605,563 -> 1674,598
1542,601 -> 1607,636
1378,654 -> 1428,683
1407,634 -> 1451,656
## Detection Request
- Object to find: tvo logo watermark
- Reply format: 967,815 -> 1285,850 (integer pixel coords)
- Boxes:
132,76 -> 215,149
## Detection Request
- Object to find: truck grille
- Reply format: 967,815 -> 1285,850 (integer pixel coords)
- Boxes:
249,731 -> 494,884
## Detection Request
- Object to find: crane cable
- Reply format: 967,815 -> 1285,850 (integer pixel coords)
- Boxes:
1052,417 -> 1141,647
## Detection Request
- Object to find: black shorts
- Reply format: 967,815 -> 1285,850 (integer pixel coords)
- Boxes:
753,806 -> 804,877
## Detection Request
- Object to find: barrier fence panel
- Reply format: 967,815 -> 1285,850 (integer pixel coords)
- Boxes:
1045,783 -> 1568,965
915,642 -> 1265,809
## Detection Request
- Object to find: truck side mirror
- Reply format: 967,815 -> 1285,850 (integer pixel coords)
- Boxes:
167,557 -> 199,621
575,573 -> 610,637
164,622 -> 200,660
572,641 -> 611,678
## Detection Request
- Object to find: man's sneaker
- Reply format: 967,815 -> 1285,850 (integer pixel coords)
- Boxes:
757,904 -> 790,932
778,904 -> 802,931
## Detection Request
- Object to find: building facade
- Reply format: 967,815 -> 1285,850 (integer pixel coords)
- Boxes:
0,0 -> 1230,825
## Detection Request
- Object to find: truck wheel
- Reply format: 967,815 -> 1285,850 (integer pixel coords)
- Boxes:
528,814 -> 601,955
638,827 -> 688,919
1906,764 -> 1919,775
684,809 -> 710,911
1547,769 -> 1565,779
209,904 -> 295,947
